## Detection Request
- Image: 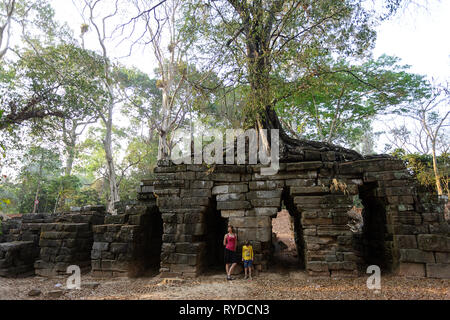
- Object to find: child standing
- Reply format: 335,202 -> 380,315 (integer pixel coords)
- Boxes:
242,240 -> 254,280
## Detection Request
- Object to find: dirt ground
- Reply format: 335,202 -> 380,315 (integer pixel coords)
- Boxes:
0,271 -> 449,300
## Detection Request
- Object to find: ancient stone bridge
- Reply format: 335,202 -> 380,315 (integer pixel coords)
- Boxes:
1,155 -> 449,279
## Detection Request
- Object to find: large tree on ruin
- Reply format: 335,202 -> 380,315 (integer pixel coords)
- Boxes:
124,0 -> 408,161
180,0 -> 407,161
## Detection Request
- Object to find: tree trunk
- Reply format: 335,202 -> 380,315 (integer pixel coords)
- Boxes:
32,152 -> 44,214
158,88 -> 171,160
64,123 -> 77,176
245,37 -> 362,162
104,106 -> 120,214
431,143 -> 443,196
65,149 -> 75,176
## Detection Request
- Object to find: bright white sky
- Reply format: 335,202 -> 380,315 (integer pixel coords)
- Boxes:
373,1 -> 450,82
49,0 -> 450,154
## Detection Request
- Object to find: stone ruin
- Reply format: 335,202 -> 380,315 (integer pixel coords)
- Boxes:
0,152 -> 449,279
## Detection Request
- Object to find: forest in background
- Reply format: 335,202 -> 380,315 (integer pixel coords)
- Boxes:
0,0 -> 448,215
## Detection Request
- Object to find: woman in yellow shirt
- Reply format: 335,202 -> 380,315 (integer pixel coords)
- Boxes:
241,240 -> 254,280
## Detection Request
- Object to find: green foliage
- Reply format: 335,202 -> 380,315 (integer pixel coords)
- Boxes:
0,43 -> 107,132
183,0 -> 406,127
0,144 -> 106,214
392,149 -> 450,195
275,54 -> 429,147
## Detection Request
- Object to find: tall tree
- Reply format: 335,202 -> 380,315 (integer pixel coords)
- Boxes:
0,0 -> 15,60
178,0 -> 406,160
118,0 -> 201,160
276,55 -> 429,148
385,84 -> 449,195
77,0 -> 125,213
0,43 -> 104,130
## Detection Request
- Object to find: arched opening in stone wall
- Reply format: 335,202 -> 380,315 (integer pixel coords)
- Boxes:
128,205 -> 164,277
203,198 -> 228,272
270,190 -> 305,270
146,206 -> 164,271
357,182 -> 392,272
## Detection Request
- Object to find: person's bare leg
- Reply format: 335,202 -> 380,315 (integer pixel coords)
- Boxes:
244,267 -> 248,279
249,265 -> 252,280
229,262 -> 237,277
226,264 -> 230,276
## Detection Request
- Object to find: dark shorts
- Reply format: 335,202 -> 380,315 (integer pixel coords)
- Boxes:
243,260 -> 253,268
224,248 -> 238,264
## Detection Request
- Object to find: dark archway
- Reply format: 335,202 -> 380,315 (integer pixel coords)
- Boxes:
358,182 -> 392,272
146,206 -> 164,269
129,205 -> 163,277
204,198 -> 228,271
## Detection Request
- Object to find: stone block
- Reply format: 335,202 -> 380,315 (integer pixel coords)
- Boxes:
162,213 -> 178,224
237,228 -> 257,241
286,162 -> 323,171
181,189 -> 211,198
210,173 -> 241,182
184,212 -> 204,224
397,263 -> 426,277
256,217 -> 271,228
254,207 -> 278,217
417,234 -> 450,252
256,228 -> 271,242
220,210 -> 246,218
177,223 -> 205,236
435,252 -> 450,263
426,263 -> 450,279
246,190 -> 282,200
328,261 -> 357,271
249,180 -> 285,190
285,179 -> 316,187
294,196 -> 326,205
190,180 -> 214,189
110,243 -> 128,254
217,201 -> 251,210
399,249 -> 435,263
104,215 -> 128,225
250,198 -> 281,207
175,242 -> 205,254
212,184 -> 248,195
216,193 -> 246,202
394,235 -> 417,249
175,172 -> 196,180
291,186 -> 329,195
302,217 -> 333,226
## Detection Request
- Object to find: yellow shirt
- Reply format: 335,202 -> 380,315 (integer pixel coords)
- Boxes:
242,245 -> 253,261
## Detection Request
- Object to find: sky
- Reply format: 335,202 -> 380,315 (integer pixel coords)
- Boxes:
370,1 -> 450,152
373,1 -> 450,82
47,0 -> 450,154
49,1 -> 450,80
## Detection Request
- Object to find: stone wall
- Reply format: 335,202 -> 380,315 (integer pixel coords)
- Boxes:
34,207 -> 105,277
91,189 -> 162,278
0,209 -> 105,277
0,241 -> 37,277
0,155 -> 448,280
0,213 -> 54,277
153,157 -> 450,279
